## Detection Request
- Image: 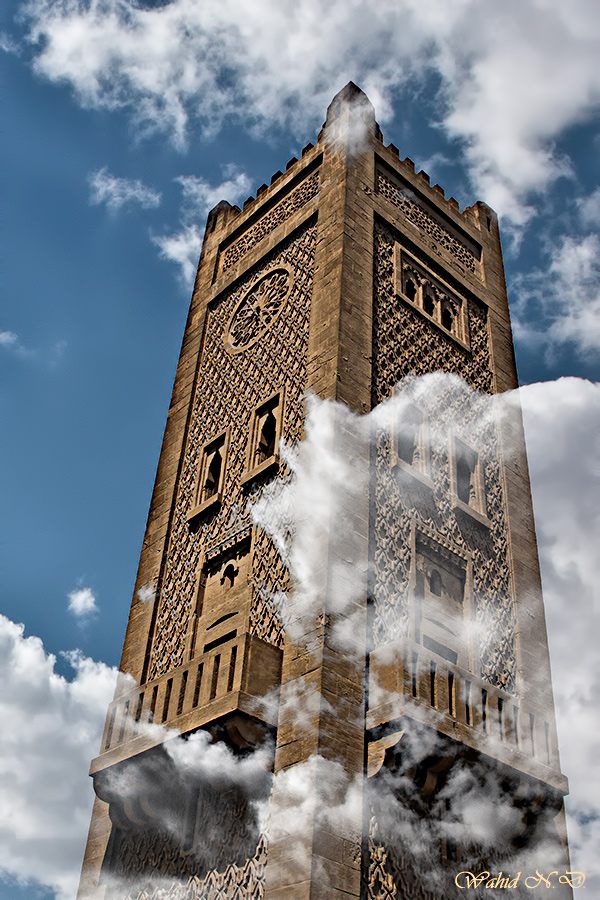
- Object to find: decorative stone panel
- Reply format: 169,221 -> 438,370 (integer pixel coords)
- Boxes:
377,170 -> 480,278
220,170 -> 320,273
147,222 -> 316,681
371,224 -> 515,693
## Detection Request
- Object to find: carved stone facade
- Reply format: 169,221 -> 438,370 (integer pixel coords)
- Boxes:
148,222 -> 315,681
220,168 -> 320,273
377,169 -> 481,278
78,84 -> 570,900
371,223 -> 515,692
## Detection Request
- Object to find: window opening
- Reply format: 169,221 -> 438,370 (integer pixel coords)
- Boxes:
395,404 -> 427,473
456,450 -> 477,506
210,655 -> 221,700
411,652 -> 418,698
227,645 -> 238,692
429,663 -> 437,708
405,278 -> 417,302
203,447 -> 222,501
429,569 -> 442,596
441,304 -> 453,331
192,663 -> 204,708
134,692 -> 144,734
162,679 -> 173,722
207,611 -> 237,630
177,670 -> 188,716
497,697 -> 504,740
203,630 -> 238,654
454,438 -> 484,515
423,290 -> 435,317
481,688 -> 488,733
189,431 -> 228,520
448,671 -> 455,717
105,708 -> 116,750
117,700 -> 130,743
465,681 -> 472,725
243,392 -> 282,484
149,685 -> 158,722
220,563 -> 238,589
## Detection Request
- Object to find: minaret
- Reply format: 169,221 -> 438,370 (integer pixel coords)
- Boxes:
78,84 -> 571,900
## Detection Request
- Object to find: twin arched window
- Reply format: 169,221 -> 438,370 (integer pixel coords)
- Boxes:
401,266 -> 460,338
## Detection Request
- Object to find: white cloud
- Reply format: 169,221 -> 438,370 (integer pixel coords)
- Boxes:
152,222 -> 204,286
512,233 -> 600,356
0,615 -> 117,900
1,330 -> 65,366
0,330 -> 36,361
20,0 -> 600,221
175,169 -> 251,218
67,586 -> 97,617
0,31 -> 21,54
518,378 -> 600,890
0,330 -> 19,347
152,168 -> 251,284
578,187 -> 600,226
88,167 -> 161,214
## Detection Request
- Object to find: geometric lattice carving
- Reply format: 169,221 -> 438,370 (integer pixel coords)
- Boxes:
107,776 -> 267,900
221,170 -> 320,273
148,223 -> 316,680
118,835 -> 267,900
377,170 -> 480,277
371,224 -> 515,692
367,816 -> 397,900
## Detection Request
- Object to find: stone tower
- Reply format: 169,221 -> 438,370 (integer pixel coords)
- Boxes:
78,84 -> 572,900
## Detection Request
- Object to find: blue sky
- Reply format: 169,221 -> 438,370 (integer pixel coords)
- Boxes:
1,1 -> 599,898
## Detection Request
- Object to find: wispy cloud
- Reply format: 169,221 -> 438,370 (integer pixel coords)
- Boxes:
1,329 -> 67,367
0,330 -> 19,348
578,187 -> 600,226
512,232 -> 600,357
89,167 -> 161,214
152,167 -> 251,285
0,31 -> 21,55
67,586 -> 98,617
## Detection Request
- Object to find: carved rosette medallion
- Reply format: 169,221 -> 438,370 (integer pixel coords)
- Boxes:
225,267 -> 293,353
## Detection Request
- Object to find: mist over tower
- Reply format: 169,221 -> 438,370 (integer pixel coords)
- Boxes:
78,83 -> 572,900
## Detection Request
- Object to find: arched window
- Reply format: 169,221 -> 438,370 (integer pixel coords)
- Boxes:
456,454 -> 475,506
441,303 -> 453,332
395,403 -> 427,473
429,569 -> 443,596
243,392 -> 282,484
405,277 -> 417,302
256,410 -> 277,463
454,438 -> 483,513
203,447 -> 222,500
188,430 -> 229,520
423,290 -> 435,317
220,563 -> 237,589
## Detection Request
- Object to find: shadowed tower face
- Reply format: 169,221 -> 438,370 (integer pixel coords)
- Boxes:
78,84 -> 572,900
